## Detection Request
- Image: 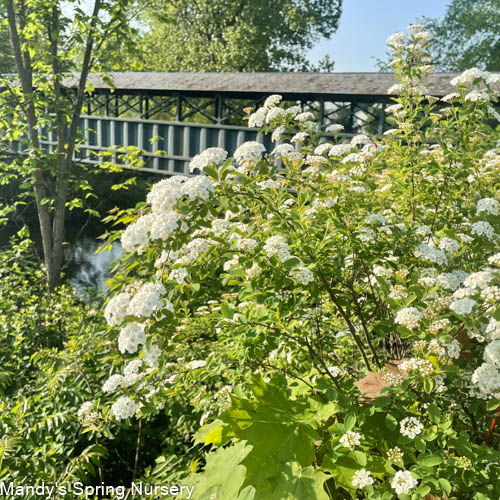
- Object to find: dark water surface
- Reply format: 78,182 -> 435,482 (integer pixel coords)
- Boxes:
64,229 -> 122,295
0,218 -> 122,297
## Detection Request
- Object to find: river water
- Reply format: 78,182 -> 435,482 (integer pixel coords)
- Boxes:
0,217 -> 123,298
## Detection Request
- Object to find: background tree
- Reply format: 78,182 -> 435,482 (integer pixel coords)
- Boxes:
421,0 -> 500,72
114,0 -> 342,72
0,18 -> 14,74
377,0 -> 500,72
0,0 -> 133,291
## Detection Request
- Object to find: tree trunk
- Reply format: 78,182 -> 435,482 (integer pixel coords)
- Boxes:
7,0 -> 104,292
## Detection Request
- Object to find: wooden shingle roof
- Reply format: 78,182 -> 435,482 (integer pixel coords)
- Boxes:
75,72 -> 466,100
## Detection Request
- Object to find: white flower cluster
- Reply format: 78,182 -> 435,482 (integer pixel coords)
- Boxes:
438,237 -> 460,253
463,270 -> 495,289
391,470 -> 418,495
329,144 -> 354,157
365,213 -> 387,225
400,416 -> 424,439
143,343 -> 162,369
465,90 -> 490,102
266,107 -> 286,123
111,396 -> 136,420
436,270 -> 468,291
472,318 -> 500,399
122,175 -> 214,253
295,111 -> 315,122
248,95 -> 284,128
476,198 -> 499,216
339,430 -> 361,450
104,292 -> 131,326
387,446 -> 404,462
146,176 -> 186,212
290,266 -> 314,285
389,284 -> 408,300
451,67 -> 500,89
234,141 -> 266,168
449,298 -> 476,315
414,242 -> 448,266
123,359 -> 144,386
127,282 -> 169,318
471,221 -> 495,240
351,469 -> 374,489
118,322 -> 146,354
189,147 -> 227,173
263,235 -> 291,262
187,359 -> 207,370
271,143 -> 294,158
481,286 -> 500,303
235,238 -> 259,252
247,263 -> 262,280
176,238 -> 212,265
399,357 -> 434,376
387,32 -> 406,47
427,338 -> 461,360
149,211 -> 181,241
78,401 -> 94,420
169,266 -> 189,284
291,131 -> 309,144
325,123 -> 344,133
395,307 -> 423,330
372,265 -> 393,279
103,374 -> 124,393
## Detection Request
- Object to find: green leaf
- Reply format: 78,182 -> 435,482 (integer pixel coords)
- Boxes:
352,450 -> 367,466
186,441 -> 253,500
344,415 -> 356,432
194,419 -> 232,446
283,257 -> 302,271
423,377 -> 435,393
321,455 -> 359,498
255,462 -> 330,500
486,399 -> 500,412
427,404 -> 441,424
415,437 -> 426,452
419,455 -> 442,467
422,426 -> 438,442
385,413 -> 398,432
414,485 -> 431,496
222,378 -> 320,466
438,478 -> 451,495
221,303 -> 234,319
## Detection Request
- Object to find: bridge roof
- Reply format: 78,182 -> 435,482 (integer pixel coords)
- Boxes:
78,72 -> 462,100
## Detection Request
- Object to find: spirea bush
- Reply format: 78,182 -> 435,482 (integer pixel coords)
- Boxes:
100,25 -> 500,499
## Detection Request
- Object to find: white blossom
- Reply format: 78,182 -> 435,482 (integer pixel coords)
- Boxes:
118,322 -> 146,354
471,221 -> 495,239
111,396 -> 136,420
476,198 -> 499,216
339,431 -> 361,450
450,298 -> 476,315
189,147 -> 227,173
391,470 -> 418,495
395,307 -> 423,330
351,469 -> 374,489
104,292 -> 131,327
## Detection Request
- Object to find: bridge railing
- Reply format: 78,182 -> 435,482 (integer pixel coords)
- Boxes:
9,115 -> 356,175
67,116 -> 274,175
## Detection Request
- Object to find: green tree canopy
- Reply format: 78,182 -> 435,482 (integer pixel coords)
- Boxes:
0,17 -> 14,73
118,0 -> 342,72
421,0 -> 500,71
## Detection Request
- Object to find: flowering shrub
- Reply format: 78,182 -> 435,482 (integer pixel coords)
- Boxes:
99,25 -> 500,499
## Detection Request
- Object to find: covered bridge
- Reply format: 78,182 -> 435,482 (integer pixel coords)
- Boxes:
34,73 -> 465,174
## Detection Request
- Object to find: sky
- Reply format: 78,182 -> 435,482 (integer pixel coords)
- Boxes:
308,0 -> 450,72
